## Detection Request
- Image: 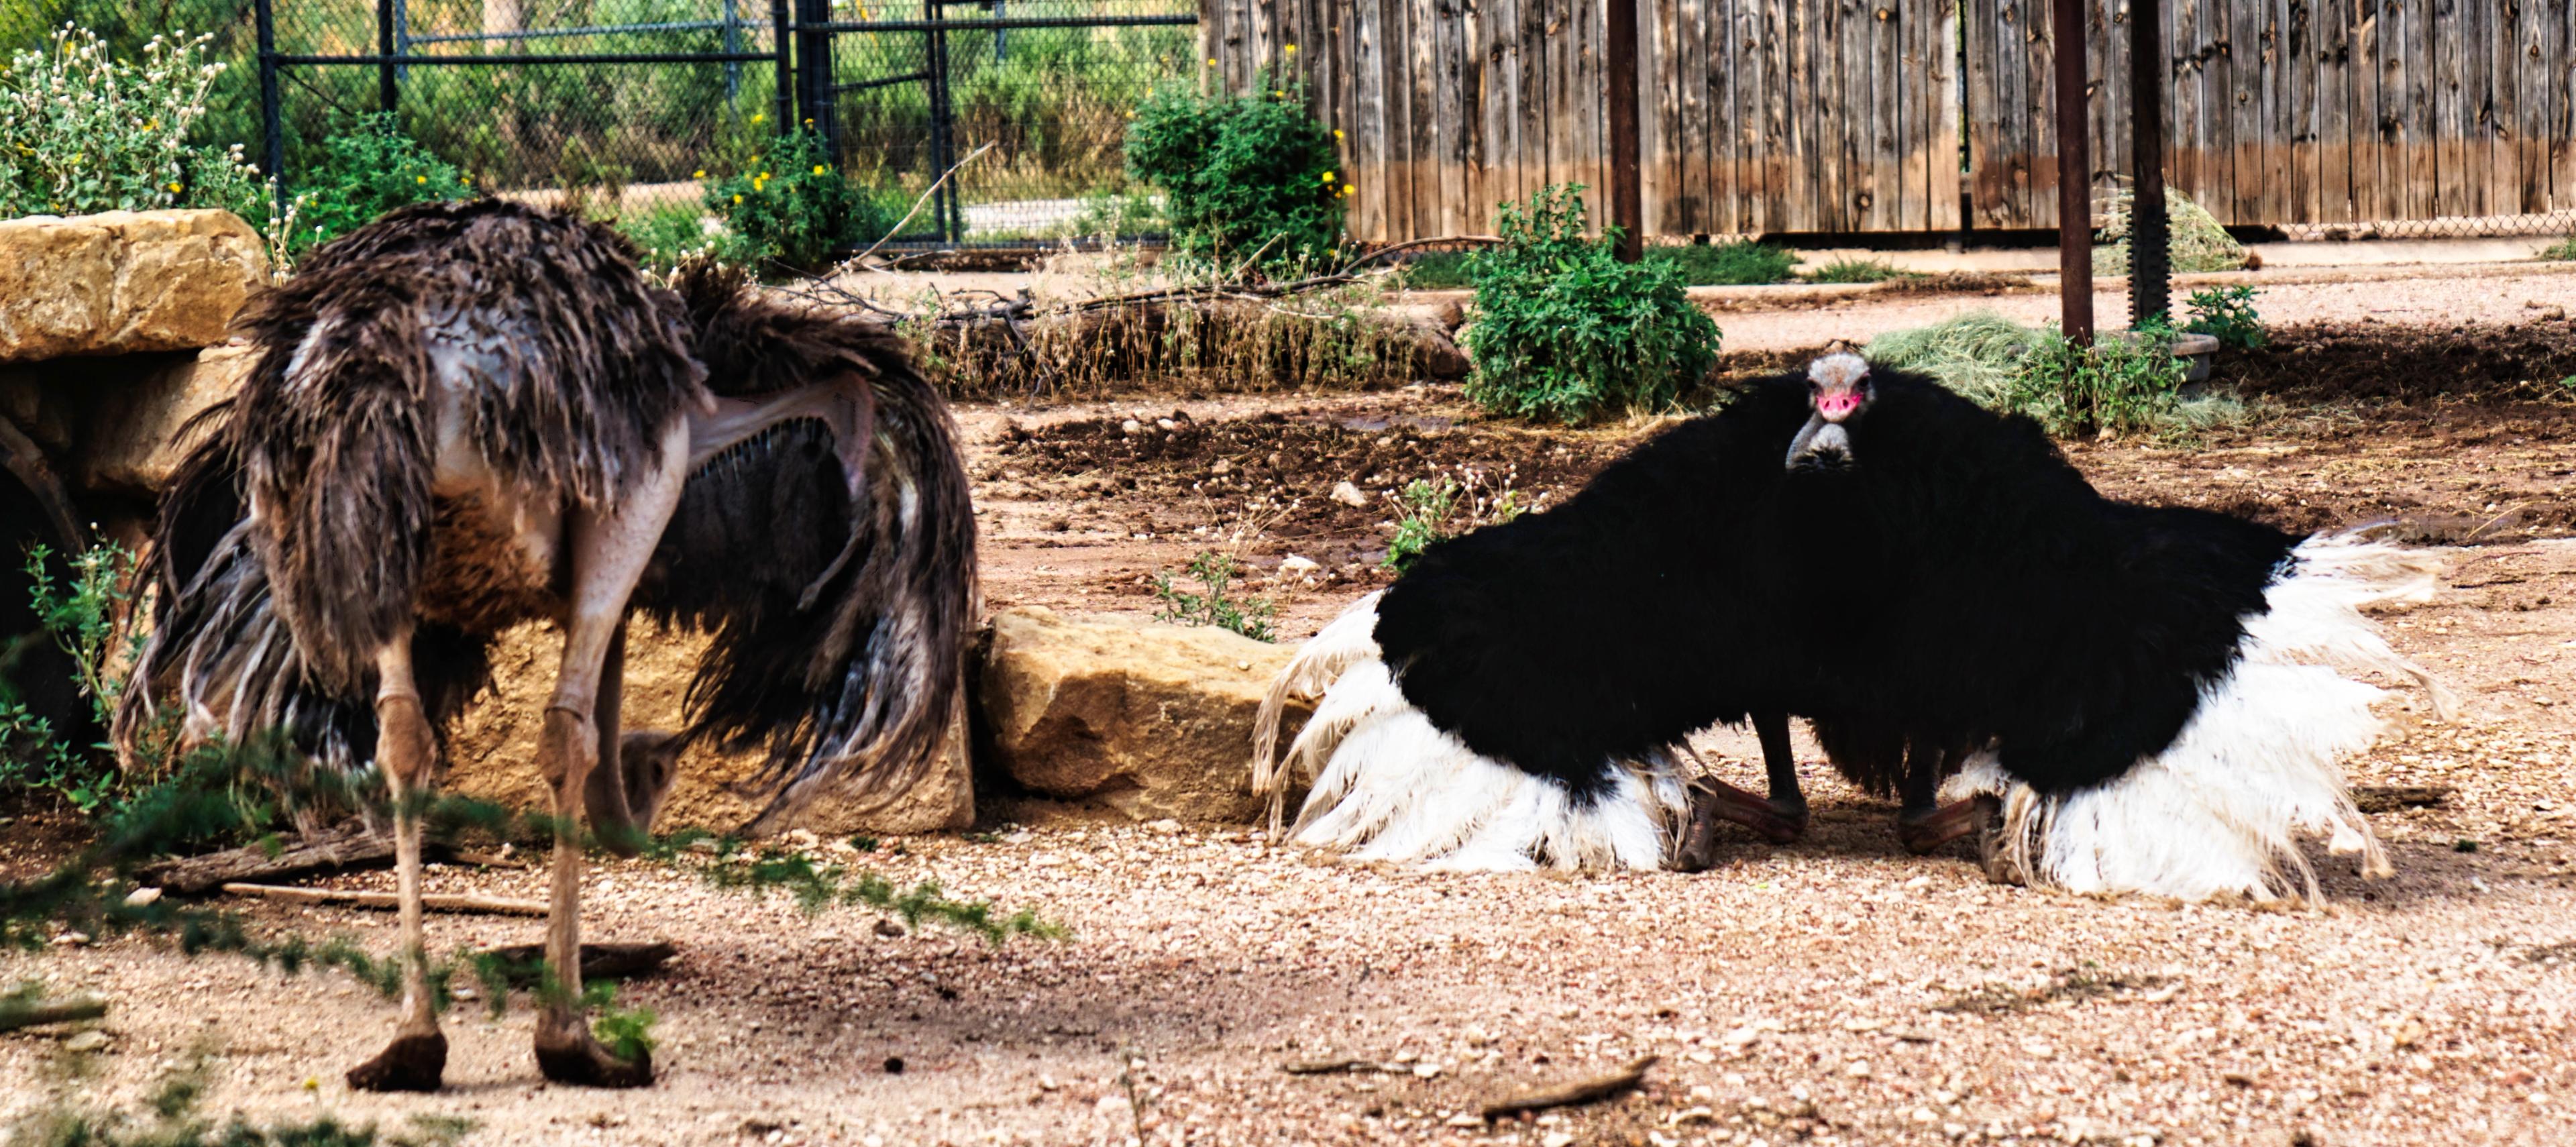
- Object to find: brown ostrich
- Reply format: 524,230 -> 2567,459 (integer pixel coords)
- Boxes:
113,200 -> 977,1091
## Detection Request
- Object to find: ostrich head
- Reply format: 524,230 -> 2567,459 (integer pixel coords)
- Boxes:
1785,350 -> 1873,470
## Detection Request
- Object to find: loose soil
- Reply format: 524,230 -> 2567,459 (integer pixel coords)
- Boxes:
7,319 -> 2576,1146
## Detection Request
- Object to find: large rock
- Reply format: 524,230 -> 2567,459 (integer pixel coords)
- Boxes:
980,607 -> 1308,822
443,622 -> 973,836
80,343 -> 256,493
0,211 -> 267,364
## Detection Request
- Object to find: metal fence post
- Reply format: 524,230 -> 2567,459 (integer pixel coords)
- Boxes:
722,0 -> 742,102
393,0 -> 410,82
376,0 -> 400,112
926,3 -> 957,241
2128,0 -> 2170,325
771,0 -> 794,133
256,0 -> 286,225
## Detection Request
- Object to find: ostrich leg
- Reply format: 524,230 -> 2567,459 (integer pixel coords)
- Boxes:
582,624 -> 683,859
531,421 -> 690,1089
1894,739 -> 1996,855
345,634 -> 448,1092
1674,711 -> 1813,869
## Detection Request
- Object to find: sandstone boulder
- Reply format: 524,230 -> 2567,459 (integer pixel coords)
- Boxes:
0,211 -> 267,364
80,344 -> 255,493
979,607 -> 1309,822
443,623 -> 973,836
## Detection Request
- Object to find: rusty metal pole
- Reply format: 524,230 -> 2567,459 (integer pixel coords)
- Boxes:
1607,0 -> 1644,263
2129,0 -> 2171,325
2052,0 -> 2093,342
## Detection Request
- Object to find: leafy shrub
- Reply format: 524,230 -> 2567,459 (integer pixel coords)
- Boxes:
702,127 -> 894,270
1864,309 -> 2043,408
0,25 -> 264,222
1381,471 -> 1527,574
2005,319 -> 2190,437
618,199 -> 731,276
1459,184 -> 1723,423
1,545 -> 138,814
1125,76 -> 1344,266
1150,552 -> 1277,642
2183,285 -> 2267,350
288,113 -> 472,257
1656,240 -> 1801,286
1803,257 -> 1907,284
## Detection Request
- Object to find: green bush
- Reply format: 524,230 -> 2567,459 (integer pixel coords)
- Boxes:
1655,240 -> 1801,286
1803,256 -> 1907,284
1125,76 -> 1344,266
703,127 -> 894,271
1,544 -> 138,815
0,25 -> 265,223
2183,285 -> 2267,350
287,113 -> 472,256
1459,184 -> 1722,423
2005,319 -> 2190,437
618,200 -> 731,276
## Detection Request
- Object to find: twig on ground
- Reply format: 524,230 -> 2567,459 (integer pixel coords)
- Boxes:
0,992 -> 109,1033
2352,785 -> 2455,813
1280,1058 -> 1399,1076
219,883 -> 545,916
1480,1055 -> 1660,1120
832,140 -> 998,273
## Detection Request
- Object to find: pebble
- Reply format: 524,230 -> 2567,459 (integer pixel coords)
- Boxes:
123,887 -> 164,907
62,1031 -> 109,1052
1330,482 -> 1368,507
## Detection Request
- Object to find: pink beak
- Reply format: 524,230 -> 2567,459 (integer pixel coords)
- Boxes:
1816,389 -> 1863,421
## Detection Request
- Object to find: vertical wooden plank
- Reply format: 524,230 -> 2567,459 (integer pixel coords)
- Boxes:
2167,0 -> 2197,205
2225,0 -> 2259,219
2375,0 -> 2406,224
2345,0 -> 2377,222
1736,0 -> 1768,233
2461,0 -> 2491,218
2405,0 -> 2433,219
1521,0 -> 1547,212
1644,0 -> 1674,233
1483,0 -> 1515,225
2432,0 -> 2463,217
1965,0 -> 2000,225
2491,0 -> 2519,218
2199,0 -> 2233,223
1775,0 -> 1806,230
2517,0 -> 2547,214
2321,0 -> 2350,224
1762,0 -> 1803,229
2028,0 -> 2059,229
1874,0 -> 1904,230
2284,0 -> 2316,223
1819,0 -> 1850,231
1577,0 -> 1605,231
1929,0 -> 1964,227
1353,0 -> 1383,243
1693,0 -> 1723,235
1436,0 -> 1466,239
2096,0 -> 2123,216
1405,0 -> 1436,241
2554,0 -> 2575,211
1899,0 -> 1927,228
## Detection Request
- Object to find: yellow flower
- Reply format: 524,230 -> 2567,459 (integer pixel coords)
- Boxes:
167,181 -> 182,192
804,117 -> 814,125
733,194 -> 743,204
1273,90 -> 1284,98
415,174 -> 426,184
1205,57 -> 1216,67
1285,44 -> 1297,53
1322,170 -> 1334,182
693,169 -> 706,178
751,113 -> 765,123
1334,129 -> 1344,140
301,1077 -> 319,1092
760,172 -> 771,180
812,164 -> 827,175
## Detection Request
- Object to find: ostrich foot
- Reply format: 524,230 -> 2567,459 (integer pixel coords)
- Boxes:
1695,778 -> 1810,846
1896,797 -> 1994,855
535,1020 -> 654,1089
1970,796 -> 2023,885
346,1030 -> 447,1093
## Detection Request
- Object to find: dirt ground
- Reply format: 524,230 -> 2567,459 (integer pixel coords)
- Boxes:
7,288 -> 2576,1146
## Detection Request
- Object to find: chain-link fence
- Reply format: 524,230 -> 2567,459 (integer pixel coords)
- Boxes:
241,0 -> 1191,246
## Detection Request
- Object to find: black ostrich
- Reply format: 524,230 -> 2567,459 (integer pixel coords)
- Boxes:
114,201 -> 976,1090
1255,353 -> 2447,900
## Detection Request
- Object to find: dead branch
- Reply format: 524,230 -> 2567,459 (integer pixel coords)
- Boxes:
2353,785 -> 2455,814
136,821 -> 393,894
475,941 -> 678,985
219,883 -> 546,916
0,993 -> 109,1034
1479,1055 -> 1659,1121
1280,1058 -> 1399,1076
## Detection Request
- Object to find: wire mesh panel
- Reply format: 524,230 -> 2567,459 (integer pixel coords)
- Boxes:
817,0 -> 1195,243
266,0 -> 784,222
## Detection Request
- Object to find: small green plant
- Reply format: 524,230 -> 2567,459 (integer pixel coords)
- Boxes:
1654,240 -> 1801,286
10,1041 -> 471,1146
0,25 -> 264,222
618,199 -> 731,276
1381,470 -> 1527,573
2538,236 -> 2576,261
2183,285 -> 2267,350
289,113 -> 474,257
2004,319 -> 2190,437
1459,184 -> 1723,423
703,127 -> 894,271
1151,551 -> 1278,642
1,544 -> 140,813
1125,74 -> 1344,267
1803,256 -> 1907,284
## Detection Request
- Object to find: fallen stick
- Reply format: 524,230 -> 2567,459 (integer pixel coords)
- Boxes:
2352,785 -> 2455,814
219,883 -> 546,916
136,822 -> 394,895
1281,1058 -> 1399,1076
1480,1055 -> 1660,1121
476,941 -> 678,985
0,993 -> 109,1034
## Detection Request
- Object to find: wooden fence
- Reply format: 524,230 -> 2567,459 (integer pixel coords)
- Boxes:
1203,0 -> 2576,241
